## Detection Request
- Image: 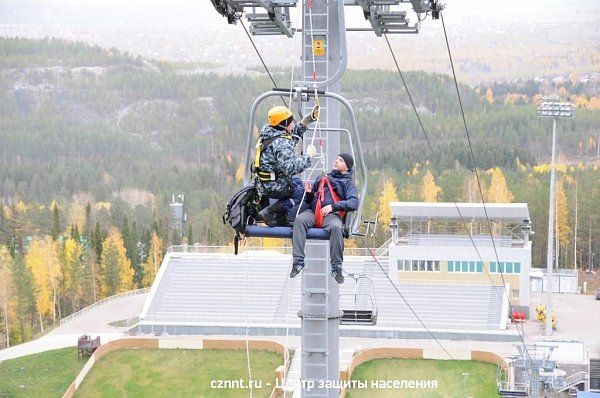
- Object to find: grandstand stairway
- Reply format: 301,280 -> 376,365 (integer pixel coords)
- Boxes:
590,359 -> 600,391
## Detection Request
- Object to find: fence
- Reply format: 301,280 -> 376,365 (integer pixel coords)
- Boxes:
166,244 -> 387,257
59,288 -> 150,326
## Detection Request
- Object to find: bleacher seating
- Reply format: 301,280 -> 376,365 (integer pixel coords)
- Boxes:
139,252 -> 506,334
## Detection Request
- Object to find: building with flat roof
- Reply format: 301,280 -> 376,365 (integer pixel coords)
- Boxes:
388,202 -> 532,316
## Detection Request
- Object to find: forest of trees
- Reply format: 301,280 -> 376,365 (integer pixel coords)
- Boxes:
0,202 -> 165,347
0,37 -> 599,348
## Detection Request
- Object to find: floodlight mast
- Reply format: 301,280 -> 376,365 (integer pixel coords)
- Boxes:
536,96 -> 574,337
210,1 -> 437,397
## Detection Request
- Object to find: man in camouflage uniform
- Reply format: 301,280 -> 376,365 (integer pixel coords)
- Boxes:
255,105 -> 319,226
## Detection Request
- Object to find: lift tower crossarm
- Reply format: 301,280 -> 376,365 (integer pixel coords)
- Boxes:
210,0 -> 439,35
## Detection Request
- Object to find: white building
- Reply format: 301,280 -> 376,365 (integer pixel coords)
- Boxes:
388,202 -> 533,316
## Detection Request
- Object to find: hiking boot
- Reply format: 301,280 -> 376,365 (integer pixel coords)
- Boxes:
332,267 -> 344,284
257,202 -> 286,227
290,260 -> 306,278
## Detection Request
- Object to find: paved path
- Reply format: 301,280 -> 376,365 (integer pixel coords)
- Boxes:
527,291 -> 600,356
0,293 -> 147,361
2,290 -> 599,363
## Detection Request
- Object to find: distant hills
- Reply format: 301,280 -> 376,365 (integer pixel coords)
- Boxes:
0,37 -> 599,248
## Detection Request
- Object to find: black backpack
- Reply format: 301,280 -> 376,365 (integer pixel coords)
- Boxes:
222,184 -> 259,254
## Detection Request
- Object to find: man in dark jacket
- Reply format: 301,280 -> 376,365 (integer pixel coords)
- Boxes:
290,153 -> 359,283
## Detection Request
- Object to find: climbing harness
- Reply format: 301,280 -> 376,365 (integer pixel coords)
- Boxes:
314,176 -> 345,228
252,132 -> 293,182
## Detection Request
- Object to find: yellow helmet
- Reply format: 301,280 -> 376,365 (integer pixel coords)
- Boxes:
268,106 -> 293,127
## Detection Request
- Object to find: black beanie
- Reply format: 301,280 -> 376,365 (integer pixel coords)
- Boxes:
338,153 -> 354,170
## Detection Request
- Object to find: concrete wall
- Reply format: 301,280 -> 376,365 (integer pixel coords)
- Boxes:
62,338 -> 288,398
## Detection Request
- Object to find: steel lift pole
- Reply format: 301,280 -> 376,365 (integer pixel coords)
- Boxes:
299,1 -> 345,396
210,2 -> 439,396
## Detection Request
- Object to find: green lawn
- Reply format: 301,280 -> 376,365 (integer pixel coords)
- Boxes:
347,358 -> 499,398
0,347 -> 85,398
75,349 -> 283,398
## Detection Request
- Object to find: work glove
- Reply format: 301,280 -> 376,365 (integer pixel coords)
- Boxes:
300,104 -> 320,125
305,144 -> 317,157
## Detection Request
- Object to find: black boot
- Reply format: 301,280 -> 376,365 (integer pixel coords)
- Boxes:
290,260 -> 306,278
258,201 -> 287,227
332,267 -> 344,284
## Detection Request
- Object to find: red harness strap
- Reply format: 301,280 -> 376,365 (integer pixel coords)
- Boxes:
314,177 -> 345,228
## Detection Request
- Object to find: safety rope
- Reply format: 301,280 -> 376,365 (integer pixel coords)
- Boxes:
282,268 -> 292,398
306,0 -> 322,150
293,0 -> 328,220
244,250 -> 254,398
281,5 -> 302,396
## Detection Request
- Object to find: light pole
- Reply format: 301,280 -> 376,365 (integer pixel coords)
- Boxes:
537,96 -> 574,336
462,372 -> 470,398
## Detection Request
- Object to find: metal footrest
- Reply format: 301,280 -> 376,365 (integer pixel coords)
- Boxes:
305,348 -> 329,355
340,309 -> 376,325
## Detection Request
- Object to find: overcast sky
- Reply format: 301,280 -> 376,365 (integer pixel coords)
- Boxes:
1,0 -> 597,81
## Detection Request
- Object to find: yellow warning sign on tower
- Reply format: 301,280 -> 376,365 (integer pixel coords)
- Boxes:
313,39 -> 325,56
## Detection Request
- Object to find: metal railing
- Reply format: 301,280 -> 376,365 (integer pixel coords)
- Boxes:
401,233 -> 518,248
166,244 -> 388,258
558,371 -> 587,392
59,288 -> 150,326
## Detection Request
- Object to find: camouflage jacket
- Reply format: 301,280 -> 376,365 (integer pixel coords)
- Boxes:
255,123 -> 311,198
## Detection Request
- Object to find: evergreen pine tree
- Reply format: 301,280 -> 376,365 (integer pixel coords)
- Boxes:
11,255 -> 37,343
84,202 -> 92,238
51,203 -> 60,241
130,221 -> 141,287
187,224 -> 193,245
93,222 -> 103,262
0,204 -> 6,245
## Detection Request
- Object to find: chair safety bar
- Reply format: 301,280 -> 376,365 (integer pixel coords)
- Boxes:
245,225 -> 330,240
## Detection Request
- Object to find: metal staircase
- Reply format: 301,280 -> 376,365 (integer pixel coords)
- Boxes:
590,359 -> 600,391
556,371 -> 586,393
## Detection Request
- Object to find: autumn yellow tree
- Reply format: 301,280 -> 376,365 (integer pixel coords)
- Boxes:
463,173 -> 482,202
486,167 -> 514,203
589,136 -> 597,154
26,239 -> 56,332
67,202 -> 86,234
142,232 -> 163,287
555,179 -> 571,266
484,87 -> 494,104
60,238 -> 84,313
263,237 -> 283,250
377,179 -> 399,230
41,236 -> 60,324
420,170 -> 442,202
235,163 -> 245,183
100,228 -> 134,297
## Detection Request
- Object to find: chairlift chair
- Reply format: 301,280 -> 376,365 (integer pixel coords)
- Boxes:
497,356 -> 530,397
339,273 -> 378,325
242,87 -> 368,241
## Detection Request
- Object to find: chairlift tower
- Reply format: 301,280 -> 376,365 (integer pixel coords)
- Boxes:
210,1 -> 440,396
